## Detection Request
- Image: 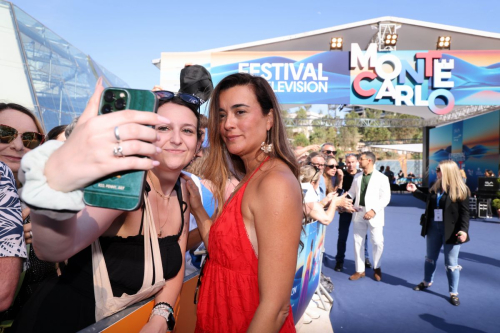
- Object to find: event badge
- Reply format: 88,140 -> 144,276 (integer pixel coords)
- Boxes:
434,209 -> 443,222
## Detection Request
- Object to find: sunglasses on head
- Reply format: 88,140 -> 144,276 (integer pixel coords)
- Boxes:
154,90 -> 202,109
0,124 -> 44,149
322,150 -> 337,155
326,164 -> 338,169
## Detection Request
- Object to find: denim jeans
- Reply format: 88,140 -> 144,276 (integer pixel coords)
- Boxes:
336,212 -> 369,263
424,220 -> 462,294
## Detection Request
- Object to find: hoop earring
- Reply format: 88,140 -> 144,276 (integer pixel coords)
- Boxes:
260,130 -> 273,154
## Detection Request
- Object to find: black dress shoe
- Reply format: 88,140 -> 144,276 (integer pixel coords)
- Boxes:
450,295 -> 460,306
334,262 -> 343,272
365,258 -> 372,269
413,282 -> 428,291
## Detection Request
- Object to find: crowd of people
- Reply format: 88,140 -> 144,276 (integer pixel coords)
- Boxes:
0,66 -> 471,332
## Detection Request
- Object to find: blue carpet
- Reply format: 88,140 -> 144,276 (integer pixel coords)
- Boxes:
322,193 -> 500,333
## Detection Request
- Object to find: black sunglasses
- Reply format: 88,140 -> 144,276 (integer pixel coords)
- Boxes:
322,150 -> 337,155
436,167 -> 441,172
0,124 -> 44,149
326,164 -> 338,169
155,90 -> 202,108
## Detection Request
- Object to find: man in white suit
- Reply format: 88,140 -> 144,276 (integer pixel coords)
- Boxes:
347,151 -> 391,281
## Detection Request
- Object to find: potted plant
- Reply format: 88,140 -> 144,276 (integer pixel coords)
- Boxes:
493,199 -> 500,217
493,178 -> 500,217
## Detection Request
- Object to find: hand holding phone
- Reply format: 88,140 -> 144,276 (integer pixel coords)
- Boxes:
83,87 -> 159,211
44,82 -> 167,195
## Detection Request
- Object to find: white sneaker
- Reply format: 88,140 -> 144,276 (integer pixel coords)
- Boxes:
312,294 -> 321,301
306,309 -> 321,319
302,313 -> 312,324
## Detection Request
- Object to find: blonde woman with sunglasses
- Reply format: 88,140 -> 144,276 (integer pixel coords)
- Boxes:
407,160 -> 470,306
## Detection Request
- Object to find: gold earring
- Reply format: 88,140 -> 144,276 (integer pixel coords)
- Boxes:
260,130 -> 272,154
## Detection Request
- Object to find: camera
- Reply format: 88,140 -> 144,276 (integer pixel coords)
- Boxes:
99,89 -> 128,114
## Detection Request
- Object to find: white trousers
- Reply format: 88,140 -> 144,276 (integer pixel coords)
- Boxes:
353,208 -> 384,273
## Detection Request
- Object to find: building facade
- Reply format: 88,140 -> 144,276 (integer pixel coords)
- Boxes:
0,1 -> 127,131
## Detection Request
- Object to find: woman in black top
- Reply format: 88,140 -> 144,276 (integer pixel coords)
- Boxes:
407,160 -> 470,306
14,72 -> 210,332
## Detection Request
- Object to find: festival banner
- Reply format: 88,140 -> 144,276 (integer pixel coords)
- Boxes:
349,45 -> 500,115
161,45 -> 500,115
291,221 -> 325,324
210,51 -> 351,104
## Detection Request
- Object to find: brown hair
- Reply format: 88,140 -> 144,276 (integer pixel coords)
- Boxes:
185,147 -> 209,177
204,73 -> 298,216
324,156 -> 338,194
0,103 -> 45,134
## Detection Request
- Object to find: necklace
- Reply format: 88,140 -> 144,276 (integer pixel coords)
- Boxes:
148,174 -> 172,237
149,175 -> 172,200
154,195 -> 170,238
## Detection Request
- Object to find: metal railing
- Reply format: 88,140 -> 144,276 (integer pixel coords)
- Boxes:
284,117 -> 425,128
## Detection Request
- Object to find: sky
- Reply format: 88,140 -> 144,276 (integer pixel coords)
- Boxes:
10,0 -> 500,91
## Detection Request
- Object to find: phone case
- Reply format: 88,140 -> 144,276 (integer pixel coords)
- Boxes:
83,88 -> 158,211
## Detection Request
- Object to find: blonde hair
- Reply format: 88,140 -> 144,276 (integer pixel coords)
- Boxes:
185,147 -> 209,177
203,73 -> 299,217
300,165 -> 319,184
431,160 -> 470,202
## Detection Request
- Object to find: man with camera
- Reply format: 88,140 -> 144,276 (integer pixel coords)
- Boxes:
346,152 -> 391,282
334,154 -> 371,272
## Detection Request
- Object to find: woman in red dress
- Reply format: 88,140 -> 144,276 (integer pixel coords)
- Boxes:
184,73 -> 303,332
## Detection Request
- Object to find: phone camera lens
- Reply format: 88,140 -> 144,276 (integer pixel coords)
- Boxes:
114,98 -> 126,110
104,90 -> 115,103
101,104 -> 112,114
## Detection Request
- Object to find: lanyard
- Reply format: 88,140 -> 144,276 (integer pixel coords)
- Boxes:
436,191 -> 444,208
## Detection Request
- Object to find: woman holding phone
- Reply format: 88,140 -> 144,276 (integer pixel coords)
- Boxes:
183,73 -> 302,332
300,165 -> 350,225
406,160 -> 470,306
14,70 -> 211,332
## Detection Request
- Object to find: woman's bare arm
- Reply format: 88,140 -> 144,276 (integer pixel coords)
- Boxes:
31,206 -> 123,262
181,174 -> 212,248
247,170 -> 302,333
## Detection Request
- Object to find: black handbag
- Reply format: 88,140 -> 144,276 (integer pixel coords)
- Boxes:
420,214 -> 426,226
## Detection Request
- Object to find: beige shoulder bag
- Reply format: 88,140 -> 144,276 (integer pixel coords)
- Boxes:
92,194 -> 165,322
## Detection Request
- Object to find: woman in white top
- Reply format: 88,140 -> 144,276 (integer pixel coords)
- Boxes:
300,165 -> 351,225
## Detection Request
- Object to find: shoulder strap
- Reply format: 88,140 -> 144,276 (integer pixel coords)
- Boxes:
138,183 -> 151,235
174,177 -> 186,238
246,156 -> 270,183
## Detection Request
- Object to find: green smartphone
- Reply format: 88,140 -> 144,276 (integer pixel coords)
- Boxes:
83,87 -> 158,211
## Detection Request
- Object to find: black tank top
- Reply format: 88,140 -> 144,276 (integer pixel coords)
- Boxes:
60,178 -> 186,297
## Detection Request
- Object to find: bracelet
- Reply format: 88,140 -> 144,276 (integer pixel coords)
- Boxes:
150,307 -> 176,331
18,140 -> 84,220
150,308 -> 170,325
154,302 -> 174,313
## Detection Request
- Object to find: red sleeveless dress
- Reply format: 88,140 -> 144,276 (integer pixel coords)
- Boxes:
195,158 -> 295,333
